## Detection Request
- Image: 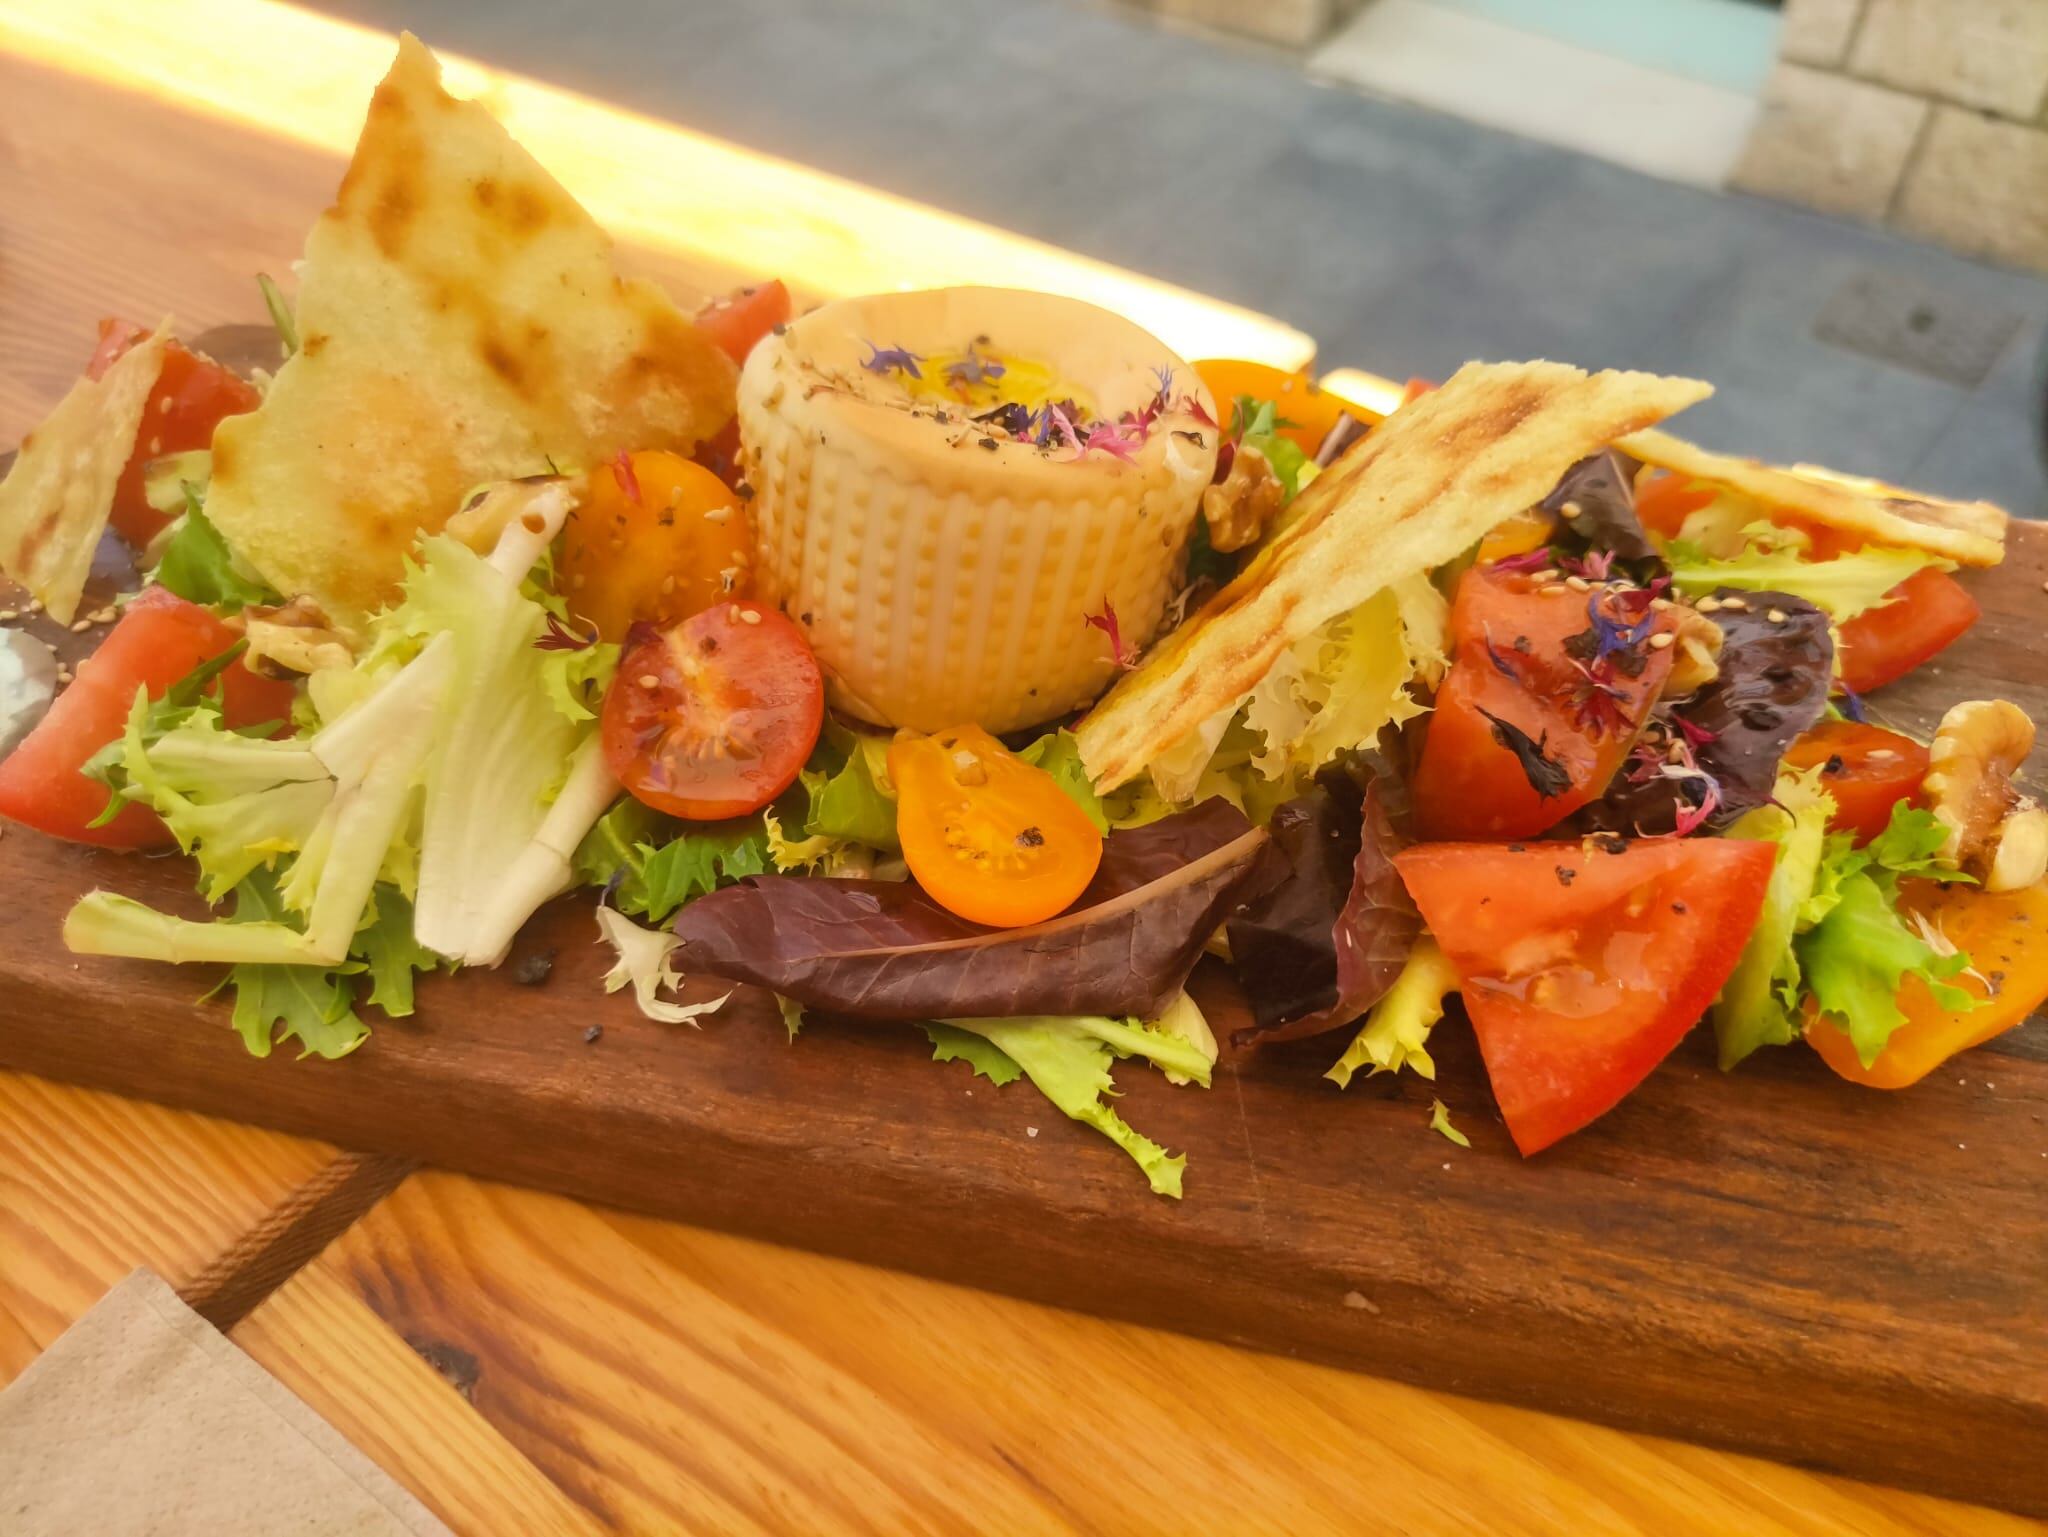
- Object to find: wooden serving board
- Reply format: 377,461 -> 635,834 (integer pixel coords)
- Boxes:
2,40 -> 2045,1521
0,540 -> 2043,1516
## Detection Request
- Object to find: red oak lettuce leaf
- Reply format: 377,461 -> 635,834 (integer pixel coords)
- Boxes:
1226,764 -> 1419,1045
667,799 -> 1268,1021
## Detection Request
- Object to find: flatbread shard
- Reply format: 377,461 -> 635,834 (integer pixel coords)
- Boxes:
1620,427 -> 2007,568
0,322 -> 171,624
205,34 -> 737,624
1074,360 -> 1713,792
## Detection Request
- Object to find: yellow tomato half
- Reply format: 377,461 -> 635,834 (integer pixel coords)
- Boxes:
560,450 -> 749,640
890,725 -> 1104,928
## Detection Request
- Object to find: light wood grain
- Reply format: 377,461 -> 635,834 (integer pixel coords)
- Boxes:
268,1170 -> 2040,1537
234,1264 -> 601,1537
0,1069 -> 333,1383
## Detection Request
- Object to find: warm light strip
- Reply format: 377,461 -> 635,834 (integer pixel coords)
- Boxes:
1316,367 -> 1407,421
0,0 -> 1315,370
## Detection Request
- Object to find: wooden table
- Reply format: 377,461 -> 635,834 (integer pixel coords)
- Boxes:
0,14 -> 2038,1532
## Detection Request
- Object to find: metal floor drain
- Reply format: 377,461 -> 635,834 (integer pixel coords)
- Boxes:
1813,269 -> 2021,388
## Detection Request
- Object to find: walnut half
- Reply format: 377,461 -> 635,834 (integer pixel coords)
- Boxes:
1200,443 -> 1285,554
1923,699 -> 2048,892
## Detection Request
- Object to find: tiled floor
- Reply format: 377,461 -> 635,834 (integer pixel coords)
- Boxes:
309,0 -> 2048,514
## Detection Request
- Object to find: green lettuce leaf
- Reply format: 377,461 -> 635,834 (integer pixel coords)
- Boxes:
153,486 -> 278,611
538,638 -> 620,723
1667,527 -> 1942,622
572,797 -> 772,923
354,888 -> 437,1017
202,871 -> 368,1060
921,1022 -> 1024,1085
1017,728 -> 1108,833
1797,870 -> 1975,1067
939,1013 -> 1210,1197
1428,1098 -> 1470,1148
800,722 -> 900,850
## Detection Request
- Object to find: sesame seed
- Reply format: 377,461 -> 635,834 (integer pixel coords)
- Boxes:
1534,569 -> 1561,583
88,607 -> 116,625
1719,596 -> 1749,612
1564,575 -> 1591,592
1648,632 -> 1675,650
703,506 -> 730,523
728,605 -> 742,622
25,600 -> 41,614
0,610 -> 15,622
1539,582 -> 1567,596
637,673 -> 660,689
1696,596 -> 1720,613
157,395 -> 174,414
739,608 -> 761,626
69,619 -> 91,633
1558,500 -> 1582,520
1868,748 -> 1898,760
1766,607 -> 1787,624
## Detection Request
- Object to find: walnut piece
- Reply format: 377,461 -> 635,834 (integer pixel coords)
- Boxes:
243,595 -> 355,680
1923,699 -> 2048,893
1200,443 -> 1285,554
1660,602 -> 1723,694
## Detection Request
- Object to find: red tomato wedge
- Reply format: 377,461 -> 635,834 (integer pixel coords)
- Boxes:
1413,568 -> 1675,841
693,280 -> 792,365
0,588 -> 295,848
1833,567 -> 1979,695
1631,471 -> 1715,540
1780,720 -> 1929,843
602,600 -> 824,821
87,319 -> 261,547
1397,838 -> 1776,1155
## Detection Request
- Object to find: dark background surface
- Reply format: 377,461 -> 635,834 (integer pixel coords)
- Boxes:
306,0 -> 2048,514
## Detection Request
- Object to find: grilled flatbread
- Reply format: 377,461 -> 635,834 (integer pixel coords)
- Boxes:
1620,428 -> 2006,567
205,34 -> 736,624
0,323 -> 171,624
1075,360 -> 1712,792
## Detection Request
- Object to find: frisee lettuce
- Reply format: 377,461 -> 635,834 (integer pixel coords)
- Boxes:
1714,774 -> 1833,1069
936,1010 -> 1215,1198
921,1022 -> 1024,1085
571,797 -> 772,923
1666,521 -> 1943,622
1327,937 -> 1457,1087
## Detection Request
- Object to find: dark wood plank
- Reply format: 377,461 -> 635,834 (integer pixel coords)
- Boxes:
2,536 -> 2045,1514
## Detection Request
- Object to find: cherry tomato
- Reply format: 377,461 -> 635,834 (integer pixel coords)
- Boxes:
890,725 -> 1103,928
1191,359 -> 1368,455
1397,837 -> 1776,1155
1397,377 -> 1438,408
694,280 -> 792,365
601,600 -> 822,821
1413,567 -> 1676,841
1631,470 -> 1716,541
1781,720 -> 1929,844
1807,878 -> 2048,1089
1474,508 -> 1554,564
560,450 -> 750,642
0,588 -> 295,848
1834,567 -> 1980,695
86,319 -> 261,547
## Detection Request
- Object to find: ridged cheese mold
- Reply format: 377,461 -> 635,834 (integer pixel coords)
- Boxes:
737,287 -> 1217,733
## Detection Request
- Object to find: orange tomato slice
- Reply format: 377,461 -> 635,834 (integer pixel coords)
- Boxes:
890,725 -> 1103,928
559,450 -> 749,641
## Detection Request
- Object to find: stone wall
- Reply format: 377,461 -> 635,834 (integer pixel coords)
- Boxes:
1733,0 -> 2048,274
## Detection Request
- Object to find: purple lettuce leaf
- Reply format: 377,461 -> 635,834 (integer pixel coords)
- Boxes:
668,799 -> 1269,1021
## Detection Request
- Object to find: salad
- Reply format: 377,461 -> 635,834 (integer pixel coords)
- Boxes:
1,36 -> 2041,1199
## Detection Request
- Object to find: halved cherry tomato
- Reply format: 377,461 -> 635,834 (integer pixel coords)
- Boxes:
86,319 -> 261,547
560,450 -> 749,641
694,280 -> 792,365
890,724 -> 1103,928
1807,879 -> 2048,1088
1413,567 -> 1676,841
1397,377 -> 1438,408
0,588 -> 295,848
1397,837 -> 1776,1155
1834,566 -> 1980,695
1781,720 -> 1929,843
1191,360 -> 1368,455
601,599 -> 822,821
1474,508 -> 1553,564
